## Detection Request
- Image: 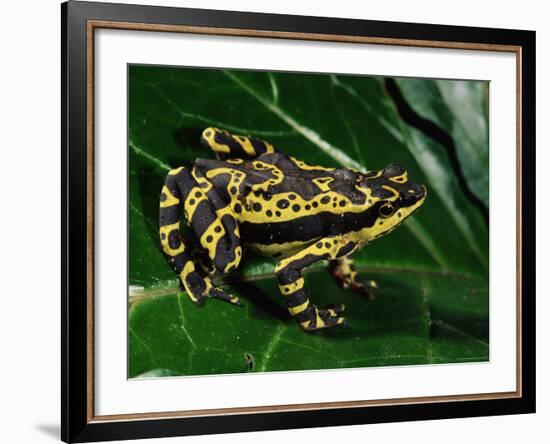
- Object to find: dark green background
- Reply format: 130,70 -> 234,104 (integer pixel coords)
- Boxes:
128,65 -> 489,378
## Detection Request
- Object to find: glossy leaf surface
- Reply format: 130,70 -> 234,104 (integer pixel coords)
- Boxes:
128,66 -> 489,377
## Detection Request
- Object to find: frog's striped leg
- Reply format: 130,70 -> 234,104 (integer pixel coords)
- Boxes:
160,167 -> 240,306
184,167 -> 243,275
330,256 -> 378,300
200,127 -> 277,159
275,237 -> 358,331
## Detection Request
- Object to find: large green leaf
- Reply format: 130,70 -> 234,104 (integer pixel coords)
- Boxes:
128,65 -> 489,377
129,268 -> 488,377
395,78 -> 489,207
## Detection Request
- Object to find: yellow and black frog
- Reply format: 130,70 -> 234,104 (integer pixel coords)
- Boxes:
159,128 -> 426,331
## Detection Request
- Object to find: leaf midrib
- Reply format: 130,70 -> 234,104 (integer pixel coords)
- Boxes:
129,265 -> 484,305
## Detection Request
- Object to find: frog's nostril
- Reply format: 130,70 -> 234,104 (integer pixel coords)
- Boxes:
403,183 -> 425,202
412,184 -> 426,199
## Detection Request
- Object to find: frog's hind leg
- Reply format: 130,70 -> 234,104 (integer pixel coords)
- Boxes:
275,236 -> 358,331
330,256 -> 378,300
200,127 -> 277,159
185,167 -> 244,276
159,167 -> 240,306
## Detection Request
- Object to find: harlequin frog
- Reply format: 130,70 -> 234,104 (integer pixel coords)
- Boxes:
159,128 -> 426,331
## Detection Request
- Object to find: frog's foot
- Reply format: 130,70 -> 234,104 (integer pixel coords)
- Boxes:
348,279 -> 378,301
330,258 -> 377,300
181,272 -> 241,307
208,286 -> 241,306
299,304 -> 347,331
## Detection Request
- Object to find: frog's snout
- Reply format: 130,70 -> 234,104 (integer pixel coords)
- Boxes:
413,183 -> 426,199
402,183 -> 426,205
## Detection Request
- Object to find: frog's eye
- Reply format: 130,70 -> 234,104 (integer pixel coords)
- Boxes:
379,202 -> 396,218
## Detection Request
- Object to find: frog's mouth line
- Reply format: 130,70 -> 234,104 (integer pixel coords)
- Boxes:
403,191 -> 427,219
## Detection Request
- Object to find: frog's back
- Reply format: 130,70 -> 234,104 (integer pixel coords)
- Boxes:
195,152 -> 363,200
193,153 -> 370,258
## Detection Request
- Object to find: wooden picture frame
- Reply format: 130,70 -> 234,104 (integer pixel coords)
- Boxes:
62,1 -> 535,442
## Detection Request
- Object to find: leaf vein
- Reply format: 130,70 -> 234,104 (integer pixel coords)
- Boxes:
152,83 -> 294,137
432,319 -> 489,348
129,139 -> 171,171
224,70 -> 363,170
176,294 -> 197,348
258,324 -> 285,372
129,326 -> 158,367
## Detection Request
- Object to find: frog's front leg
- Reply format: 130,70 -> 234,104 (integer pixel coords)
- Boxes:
275,237 -> 358,331
330,256 -> 378,300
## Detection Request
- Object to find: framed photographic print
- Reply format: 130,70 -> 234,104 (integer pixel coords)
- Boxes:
61,0 -> 536,442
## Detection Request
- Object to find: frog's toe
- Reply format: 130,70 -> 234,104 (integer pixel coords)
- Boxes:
318,310 -> 347,330
348,279 -> 376,300
364,279 -> 378,291
317,303 -> 346,316
365,280 -> 378,300
331,269 -> 351,289
208,287 -> 242,306
186,291 -> 208,307
300,307 -> 347,331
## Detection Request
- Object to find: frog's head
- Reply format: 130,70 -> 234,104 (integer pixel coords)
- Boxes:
357,163 -> 427,241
